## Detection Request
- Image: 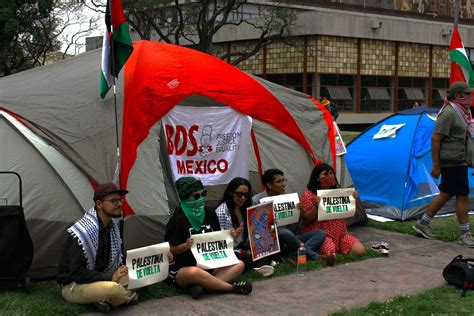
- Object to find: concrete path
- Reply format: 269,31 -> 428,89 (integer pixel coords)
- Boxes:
92,227 -> 474,315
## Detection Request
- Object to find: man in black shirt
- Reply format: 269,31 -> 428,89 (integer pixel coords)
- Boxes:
165,176 -> 252,299
57,183 -> 137,313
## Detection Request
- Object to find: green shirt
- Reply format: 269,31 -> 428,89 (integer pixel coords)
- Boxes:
435,104 -> 467,167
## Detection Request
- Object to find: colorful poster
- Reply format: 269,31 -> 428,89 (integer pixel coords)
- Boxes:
259,193 -> 300,226
190,230 -> 240,270
247,201 -> 280,261
317,188 -> 356,221
162,106 -> 252,185
333,122 -> 347,156
126,242 -> 170,290
373,124 -> 405,139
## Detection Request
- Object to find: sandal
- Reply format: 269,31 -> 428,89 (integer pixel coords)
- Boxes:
371,241 -> 390,255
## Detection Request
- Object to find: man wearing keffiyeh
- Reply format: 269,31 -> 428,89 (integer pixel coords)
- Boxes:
57,183 -> 137,313
413,82 -> 474,247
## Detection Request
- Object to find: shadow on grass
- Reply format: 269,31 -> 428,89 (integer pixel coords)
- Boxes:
0,249 -> 379,315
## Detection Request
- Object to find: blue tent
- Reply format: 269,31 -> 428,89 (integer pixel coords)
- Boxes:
346,106 -> 474,220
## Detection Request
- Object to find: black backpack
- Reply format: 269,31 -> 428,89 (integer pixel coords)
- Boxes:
442,255 -> 474,297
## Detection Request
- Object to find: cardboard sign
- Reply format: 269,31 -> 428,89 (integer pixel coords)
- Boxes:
333,122 -> 347,156
317,188 -> 356,221
247,201 -> 280,261
373,124 -> 405,139
126,242 -> 170,290
162,106 -> 252,185
260,193 -> 300,226
191,230 -> 240,270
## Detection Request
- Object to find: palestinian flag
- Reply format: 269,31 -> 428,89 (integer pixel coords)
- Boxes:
449,26 -> 474,86
100,0 -> 134,99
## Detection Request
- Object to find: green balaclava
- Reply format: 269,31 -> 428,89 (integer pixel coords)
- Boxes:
175,177 -> 205,231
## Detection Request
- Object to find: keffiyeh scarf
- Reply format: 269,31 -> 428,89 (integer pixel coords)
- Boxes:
68,208 -> 122,273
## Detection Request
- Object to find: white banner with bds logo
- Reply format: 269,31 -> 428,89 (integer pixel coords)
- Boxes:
191,230 -> 240,270
162,106 -> 252,185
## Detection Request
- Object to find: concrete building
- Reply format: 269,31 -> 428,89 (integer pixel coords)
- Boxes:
89,0 -> 474,125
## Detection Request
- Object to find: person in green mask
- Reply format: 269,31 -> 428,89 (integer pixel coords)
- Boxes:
164,176 -> 252,299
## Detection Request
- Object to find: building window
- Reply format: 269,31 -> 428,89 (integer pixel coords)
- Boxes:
432,78 -> 449,108
266,74 -> 304,92
360,75 -> 391,112
397,77 -> 426,111
320,74 -> 355,112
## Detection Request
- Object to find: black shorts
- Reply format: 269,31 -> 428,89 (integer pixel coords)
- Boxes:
166,269 -> 179,287
439,166 -> 469,196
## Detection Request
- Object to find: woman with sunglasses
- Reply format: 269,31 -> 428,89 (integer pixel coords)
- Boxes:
300,164 -> 366,261
165,177 -> 252,299
215,177 -> 274,277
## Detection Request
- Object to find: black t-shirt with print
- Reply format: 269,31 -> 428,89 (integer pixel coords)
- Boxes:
165,207 -> 221,270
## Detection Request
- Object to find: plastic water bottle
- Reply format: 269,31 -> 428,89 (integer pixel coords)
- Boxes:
297,242 -> 307,275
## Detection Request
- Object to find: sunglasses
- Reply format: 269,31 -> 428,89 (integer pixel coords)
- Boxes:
101,197 -> 123,204
233,191 -> 249,198
190,190 -> 207,200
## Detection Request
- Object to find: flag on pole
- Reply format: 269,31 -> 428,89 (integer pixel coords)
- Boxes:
100,0 -> 134,99
449,26 -> 474,86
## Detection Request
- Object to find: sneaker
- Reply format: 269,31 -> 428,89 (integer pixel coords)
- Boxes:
412,221 -> 436,239
459,232 -> 474,248
253,265 -> 274,277
93,302 -> 111,313
190,284 -> 204,299
231,280 -> 252,295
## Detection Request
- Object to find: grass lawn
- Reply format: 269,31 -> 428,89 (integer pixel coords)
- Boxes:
340,131 -> 361,144
0,249 -> 379,315
332,285 -> 474,316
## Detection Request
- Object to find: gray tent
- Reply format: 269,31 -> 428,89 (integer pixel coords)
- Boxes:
0,41 -> 363,278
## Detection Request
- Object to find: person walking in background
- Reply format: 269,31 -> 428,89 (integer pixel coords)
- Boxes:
321,96 -> 339,121
413,82 -> 474,247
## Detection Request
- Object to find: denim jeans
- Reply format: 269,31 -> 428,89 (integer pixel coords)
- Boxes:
278,228 -> 326,260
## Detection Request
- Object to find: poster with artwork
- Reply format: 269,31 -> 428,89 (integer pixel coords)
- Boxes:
333,122 -> 347,156
247,201 -> 280,261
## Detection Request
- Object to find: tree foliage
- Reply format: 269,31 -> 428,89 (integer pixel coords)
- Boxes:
0,0 -> 99,76
122,0 -> 297,65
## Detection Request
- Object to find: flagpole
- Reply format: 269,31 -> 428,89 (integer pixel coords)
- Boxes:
107,0 -> 125,235
107,0 -> 121,189
455,0 -> 460,27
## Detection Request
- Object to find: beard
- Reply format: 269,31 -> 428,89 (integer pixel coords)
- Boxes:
103,207 -> 122,219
